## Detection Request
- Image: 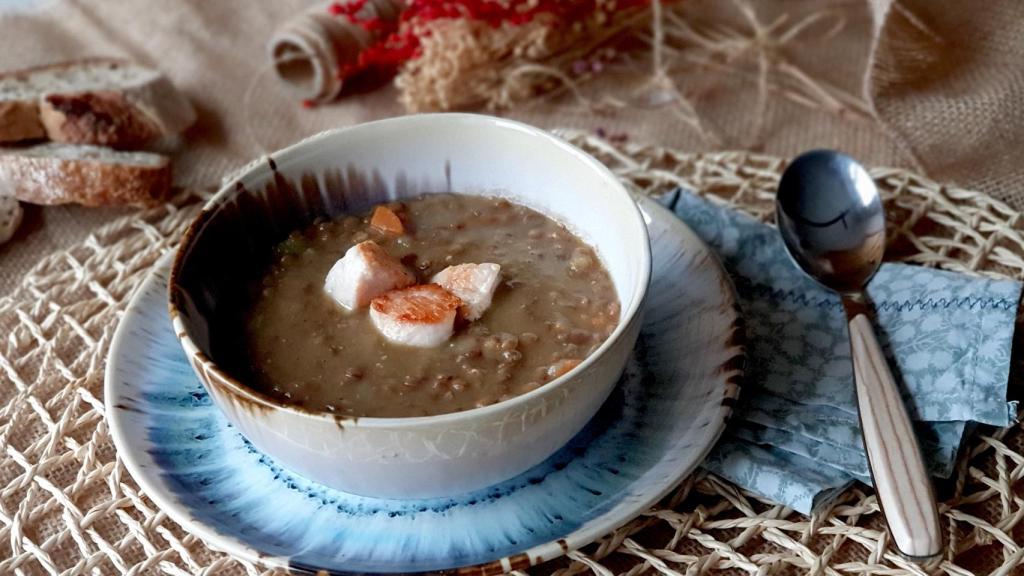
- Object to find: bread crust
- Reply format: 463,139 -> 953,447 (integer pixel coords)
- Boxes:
0,58 -> 195,146
0,59 -> 77,143
0,101 -> 44,142
0,150 -> 172,207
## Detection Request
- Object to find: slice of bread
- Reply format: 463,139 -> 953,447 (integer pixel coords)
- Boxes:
0,143 -> 171,207
0,59 -> 196,146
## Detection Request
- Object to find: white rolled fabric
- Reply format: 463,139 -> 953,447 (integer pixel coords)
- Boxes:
268,0 -> 405,102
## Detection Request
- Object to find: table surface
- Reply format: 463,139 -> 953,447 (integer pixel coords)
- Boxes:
0,0 -> 41,8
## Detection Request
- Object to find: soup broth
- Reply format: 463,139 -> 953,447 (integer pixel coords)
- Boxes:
238,193 -> 620,418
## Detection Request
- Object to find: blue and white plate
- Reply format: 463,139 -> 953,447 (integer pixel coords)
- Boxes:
106,195 -> 743,574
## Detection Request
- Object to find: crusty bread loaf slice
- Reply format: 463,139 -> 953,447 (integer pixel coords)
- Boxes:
0,59 -> 196,146
0,143 -> 171,207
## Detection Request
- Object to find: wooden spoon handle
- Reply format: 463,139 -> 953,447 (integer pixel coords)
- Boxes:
847,311 -> 942,558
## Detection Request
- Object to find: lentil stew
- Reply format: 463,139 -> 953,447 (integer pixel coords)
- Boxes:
235,193 -> 620,418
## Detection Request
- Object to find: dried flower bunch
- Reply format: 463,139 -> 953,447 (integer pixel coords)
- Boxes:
316,0 -> 658,111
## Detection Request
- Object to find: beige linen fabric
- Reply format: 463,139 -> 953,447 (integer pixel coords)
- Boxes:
3,0 -> 1023,294
868,0 -> 1024,207
0,0 -> 912,295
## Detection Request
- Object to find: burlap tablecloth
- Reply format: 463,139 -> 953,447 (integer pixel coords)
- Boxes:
3,0 -> 1023,296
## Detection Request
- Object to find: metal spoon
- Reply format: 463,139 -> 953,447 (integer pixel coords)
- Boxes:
775,150 -> 941,559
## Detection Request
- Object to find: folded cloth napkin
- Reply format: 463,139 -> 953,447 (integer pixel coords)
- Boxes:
658,189 -> 1022,513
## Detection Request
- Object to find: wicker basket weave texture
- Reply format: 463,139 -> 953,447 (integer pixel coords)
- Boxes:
1,135 -> 1021,575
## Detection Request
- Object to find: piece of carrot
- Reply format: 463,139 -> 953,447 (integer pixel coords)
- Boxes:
370,206 -> 405,235
547,359 -> 582,380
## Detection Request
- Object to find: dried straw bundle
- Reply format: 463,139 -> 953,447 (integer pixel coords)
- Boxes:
394,1 -> 656,112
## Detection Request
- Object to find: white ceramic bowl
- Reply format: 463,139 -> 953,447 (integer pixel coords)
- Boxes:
169,113 -> 651,499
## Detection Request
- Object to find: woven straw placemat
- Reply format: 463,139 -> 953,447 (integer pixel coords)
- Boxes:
1,135 -> 1022,575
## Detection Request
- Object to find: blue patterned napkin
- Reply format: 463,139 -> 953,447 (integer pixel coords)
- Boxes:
658,189 -> 1021,513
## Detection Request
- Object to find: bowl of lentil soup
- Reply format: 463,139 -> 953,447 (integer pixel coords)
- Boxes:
169,114 -> 651,498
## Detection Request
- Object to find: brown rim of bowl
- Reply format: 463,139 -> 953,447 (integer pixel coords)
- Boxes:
167,114 -> 652,429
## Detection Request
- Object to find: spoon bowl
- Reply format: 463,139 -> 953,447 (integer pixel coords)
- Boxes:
776,150 -> 886,294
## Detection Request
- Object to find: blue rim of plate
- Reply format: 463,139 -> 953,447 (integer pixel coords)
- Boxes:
105,195 -> 743,575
